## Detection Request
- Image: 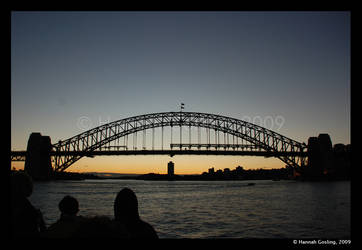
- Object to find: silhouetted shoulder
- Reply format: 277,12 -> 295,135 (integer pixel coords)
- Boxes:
141,220 -> 158,239
43,215 -> 84,238
72,216 -> 123,238
130,219 -> 158,239
12,197 -> 40,237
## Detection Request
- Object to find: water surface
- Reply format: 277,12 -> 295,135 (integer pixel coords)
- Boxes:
29,179 -> 351,238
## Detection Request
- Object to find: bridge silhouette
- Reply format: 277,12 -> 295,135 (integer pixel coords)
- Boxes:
11,111 -> 308,175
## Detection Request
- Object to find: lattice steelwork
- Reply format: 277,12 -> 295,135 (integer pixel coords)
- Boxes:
52,112 -> 307,172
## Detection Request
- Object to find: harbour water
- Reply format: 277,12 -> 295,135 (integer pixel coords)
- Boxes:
29,179 -> 351,239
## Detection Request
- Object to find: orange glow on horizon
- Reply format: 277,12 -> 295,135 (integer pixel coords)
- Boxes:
11,156 -> 285,175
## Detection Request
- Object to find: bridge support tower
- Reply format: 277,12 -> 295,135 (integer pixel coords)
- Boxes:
24,133 -> 53,180
306,133 -> 334,179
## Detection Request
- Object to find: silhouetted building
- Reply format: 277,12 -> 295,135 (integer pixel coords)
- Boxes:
24,133 -> 53,180
305,133 -> 350,180
332,143 -> 351,179
318,133 -> 334,173
307,134 -> 332,177
208,167 -> 214,174
167,161 -> 174,177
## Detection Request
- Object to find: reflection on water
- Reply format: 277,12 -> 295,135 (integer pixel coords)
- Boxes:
29,179 -> 350,238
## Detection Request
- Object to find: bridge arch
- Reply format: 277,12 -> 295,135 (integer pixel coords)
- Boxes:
53,112 -> 307,172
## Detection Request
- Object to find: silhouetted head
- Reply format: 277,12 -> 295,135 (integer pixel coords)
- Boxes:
59,195 -> 79,216
114,188 -> 140,222
11,171 -> 33,198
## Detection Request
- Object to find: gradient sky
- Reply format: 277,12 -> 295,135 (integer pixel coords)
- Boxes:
11,11 -> 350,174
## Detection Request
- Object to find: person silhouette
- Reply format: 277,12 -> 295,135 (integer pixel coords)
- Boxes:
11,171 -> 46,238
58,195 -> 79,218
113,188 -> 158,239
44,195 -> 83,238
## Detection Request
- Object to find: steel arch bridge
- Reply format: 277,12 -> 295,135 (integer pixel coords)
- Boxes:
52,111 -> 307,172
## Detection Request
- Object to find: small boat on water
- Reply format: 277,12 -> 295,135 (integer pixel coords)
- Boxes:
247,183 -> 255,186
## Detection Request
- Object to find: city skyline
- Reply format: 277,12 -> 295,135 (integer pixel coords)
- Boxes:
11,11 -> 350,174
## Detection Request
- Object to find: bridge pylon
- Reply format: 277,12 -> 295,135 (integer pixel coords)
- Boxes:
24,132 -> 53,180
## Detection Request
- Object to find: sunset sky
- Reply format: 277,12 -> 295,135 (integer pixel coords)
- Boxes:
11,11 -> 350,174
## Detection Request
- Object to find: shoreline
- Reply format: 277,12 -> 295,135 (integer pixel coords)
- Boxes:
12,169 -> 350,182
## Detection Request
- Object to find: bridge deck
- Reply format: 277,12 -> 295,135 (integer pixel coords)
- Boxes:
11,150 -> 307,159
170,143 -> 259,149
